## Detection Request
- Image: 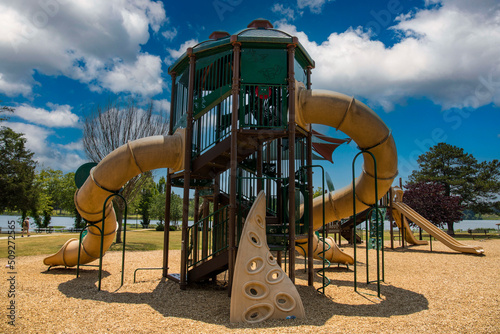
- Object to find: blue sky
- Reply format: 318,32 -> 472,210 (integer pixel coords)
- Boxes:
1,0 -> 499,191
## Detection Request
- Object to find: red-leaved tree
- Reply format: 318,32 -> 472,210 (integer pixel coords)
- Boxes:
403,182 -> 463,235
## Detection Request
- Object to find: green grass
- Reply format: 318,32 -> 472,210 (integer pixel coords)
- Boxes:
2,228 -> 498,258
0,230 -> 182,258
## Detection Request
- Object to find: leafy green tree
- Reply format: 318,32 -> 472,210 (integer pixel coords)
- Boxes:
29,171 -> 54,228
0,127 -> 37,215
157,176 -> 166,194
1,104 -> 14,121
170,193 -> 183,227
313,187 -> 325,198
151,192 -> 166,223
137,175 -> 157,228
60,172 -> 78,213
409,142 -> 500,233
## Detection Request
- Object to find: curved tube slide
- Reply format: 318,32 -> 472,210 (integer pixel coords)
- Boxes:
296,234 -> 354,265
43,129 -> 185,267
294,85 -> 398,259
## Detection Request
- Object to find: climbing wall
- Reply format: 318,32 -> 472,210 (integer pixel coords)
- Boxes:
230,191 -> 305,323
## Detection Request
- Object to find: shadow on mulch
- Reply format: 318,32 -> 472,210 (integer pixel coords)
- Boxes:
55,270 -> 428,329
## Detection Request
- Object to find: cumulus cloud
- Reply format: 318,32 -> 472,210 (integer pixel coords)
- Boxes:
3,121 -> 85,171
99,54 -> 164,96
0,0 -> 168,97
153,99 -> 170,114
272,4 -> 297,21
276,0 -> 500,110
297,0 -> 334,14
14,103 -> 80,128
165,39 -> 199,65
5,122 -> 53,156
162,27 -> 178,41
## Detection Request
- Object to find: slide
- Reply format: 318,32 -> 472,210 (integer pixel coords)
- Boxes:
391,187 -> 484,255
44,84 -> 399,268
43,129 -> 186,267
293,83 -> 399,261
393,209 -> 428,246
296,233 -> 354,265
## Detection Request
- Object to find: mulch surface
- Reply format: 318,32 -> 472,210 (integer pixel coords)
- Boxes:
3,238 -> 499,333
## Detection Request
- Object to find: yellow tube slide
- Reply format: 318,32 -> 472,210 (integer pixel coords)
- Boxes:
43,129 -> 185,267
296,234 -> 354,265
294,84 -> 398,261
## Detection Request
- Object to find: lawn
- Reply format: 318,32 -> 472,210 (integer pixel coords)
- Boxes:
0,230 -> 182,258
2,228 -> 497,258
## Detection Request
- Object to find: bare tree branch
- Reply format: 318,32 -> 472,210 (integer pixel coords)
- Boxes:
83,99 -> 169,242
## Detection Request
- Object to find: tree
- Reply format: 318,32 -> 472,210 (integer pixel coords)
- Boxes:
29,169 -> 55,228
137,175 -> 156,228
403,182 -> 463,234
151,192 -> 166,224
0,127 -> 37,215
60,172 -> 78,213
409,142 -> 500,233
170,193 -> 183,227
1,104 -> 14,121
82,99 -> 169,242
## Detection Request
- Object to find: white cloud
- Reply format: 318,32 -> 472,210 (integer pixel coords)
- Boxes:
3,121 -> 85,172
0,0 -> 168,97
5,122 -> 53,155
153,99 -> 170,114
272,4 -> 296,21
57,141 -> 84,151
99,54 -> 164,96
162,27 -> 178,41
0,73 -> 32,97
297,0 -> 334,14
165,39 -> 199,65
15,103 -> 80,128
276,0 -> 500,110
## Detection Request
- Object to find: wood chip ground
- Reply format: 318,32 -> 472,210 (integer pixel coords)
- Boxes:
3,239 -> 499,333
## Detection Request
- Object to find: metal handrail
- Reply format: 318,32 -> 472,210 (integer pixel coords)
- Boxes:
187,204 -> 230,268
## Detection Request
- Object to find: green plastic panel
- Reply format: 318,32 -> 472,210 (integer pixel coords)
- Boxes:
74,162 -> 98,189
241,48 -> 287,84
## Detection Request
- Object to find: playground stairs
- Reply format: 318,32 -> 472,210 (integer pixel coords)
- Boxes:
189,130 -> 287,179
187,250 -> 229,283
340,208 -> 370,244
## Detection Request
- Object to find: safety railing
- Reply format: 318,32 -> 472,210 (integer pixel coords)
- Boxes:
239,84 -> 288,129
187,204 -> 230,268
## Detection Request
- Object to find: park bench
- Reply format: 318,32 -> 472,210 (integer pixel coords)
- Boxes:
467,229 -> 490,240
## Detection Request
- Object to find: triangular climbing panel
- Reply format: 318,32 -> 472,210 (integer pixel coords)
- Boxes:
230,191 -> 305,323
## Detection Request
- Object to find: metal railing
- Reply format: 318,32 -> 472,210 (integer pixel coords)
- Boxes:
239,84 -> 288,129
187,204 -> 230,268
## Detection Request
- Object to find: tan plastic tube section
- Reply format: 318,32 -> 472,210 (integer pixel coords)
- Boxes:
43,129 -> 185,267
294,85 -> 398,258
296,234 -> 354,265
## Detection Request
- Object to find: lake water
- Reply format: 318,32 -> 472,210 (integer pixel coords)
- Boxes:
1,215 -> 498,232
0,215 -> 190,232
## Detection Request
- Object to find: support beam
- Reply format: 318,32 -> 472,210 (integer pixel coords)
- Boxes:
307,131 -> 314,286
287,40 -> 297,283
180,50 -> 196,290
163,71 -> 176,278
228,39 -> 241,295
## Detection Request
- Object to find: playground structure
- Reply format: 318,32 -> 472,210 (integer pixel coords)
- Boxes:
43,19 -> 484,323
